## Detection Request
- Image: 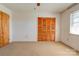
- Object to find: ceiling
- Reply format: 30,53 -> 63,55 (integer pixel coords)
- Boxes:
2,3 -> 73,13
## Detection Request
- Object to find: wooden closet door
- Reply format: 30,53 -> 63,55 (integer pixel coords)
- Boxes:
42,19 -> 46,41
50,18 -> 55,41
46,18 -> 51,41
38,17 -> 44,41
2,12 -> 9,46
0,12 -> 3,47
38,17 -> 56,41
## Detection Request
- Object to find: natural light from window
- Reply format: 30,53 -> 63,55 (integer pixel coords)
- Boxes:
70,10 -> 79,35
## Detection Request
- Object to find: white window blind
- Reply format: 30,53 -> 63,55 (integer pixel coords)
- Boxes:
70,10 -> 79,35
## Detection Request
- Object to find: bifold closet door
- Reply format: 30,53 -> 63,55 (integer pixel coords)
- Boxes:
0,12 -> 3,47
38,17 -> 44,41
45,18 -> 55,41
38,17 -> 56,41
0,12 -> 9,47
50,18 -> 55,41
2,12 -> 9,46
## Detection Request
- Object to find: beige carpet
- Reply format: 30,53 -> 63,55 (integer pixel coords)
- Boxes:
0,42 -> 78,56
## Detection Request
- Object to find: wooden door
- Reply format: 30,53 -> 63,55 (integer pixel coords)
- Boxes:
50,18 -> 55,41
38,17 -> 56,41
46,18 -> 51,41
0,12 -> 3,47
2,12 -> 9,46
38,17 -> 44,41
0,12 -> 9,47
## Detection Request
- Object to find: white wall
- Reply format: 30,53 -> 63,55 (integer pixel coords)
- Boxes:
12,12 -> 37,41
12,11 -> 60,42
61,4 -> 79,51
0,5 -> 12,42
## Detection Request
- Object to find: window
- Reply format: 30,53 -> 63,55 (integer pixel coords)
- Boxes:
70,10 -> 79,35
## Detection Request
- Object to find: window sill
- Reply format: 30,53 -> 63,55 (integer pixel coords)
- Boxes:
70,32 -> 79,36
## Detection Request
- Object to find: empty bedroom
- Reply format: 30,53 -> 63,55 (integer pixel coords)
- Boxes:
0,3 -> 79,56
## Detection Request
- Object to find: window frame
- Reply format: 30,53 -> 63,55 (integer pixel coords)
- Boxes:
70,10 -> 79,35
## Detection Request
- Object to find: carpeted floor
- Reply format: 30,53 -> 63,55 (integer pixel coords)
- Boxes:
0,42 -> 78,56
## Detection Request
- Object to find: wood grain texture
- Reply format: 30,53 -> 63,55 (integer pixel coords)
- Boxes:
2,12 -> 9,46
0,11 -> 9,47
0,12 -> 3,47
38,17 -> 56,41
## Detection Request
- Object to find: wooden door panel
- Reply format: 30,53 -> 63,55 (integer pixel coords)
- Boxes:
2,12 -> 9,46
46,18 -> 50,31
38,17 -> 55,41
0,12 -> 3,47
0,11 -> 9,47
